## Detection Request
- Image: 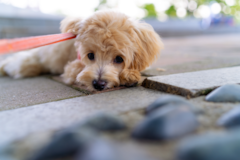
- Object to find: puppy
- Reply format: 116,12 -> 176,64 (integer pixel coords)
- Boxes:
0,11 -> 163,91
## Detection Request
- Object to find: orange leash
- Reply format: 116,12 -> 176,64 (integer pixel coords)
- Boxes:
0,33 -> 76,55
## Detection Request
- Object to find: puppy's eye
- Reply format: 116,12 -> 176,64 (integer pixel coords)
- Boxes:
88,53 -> 94,60
114,56 -> 123,63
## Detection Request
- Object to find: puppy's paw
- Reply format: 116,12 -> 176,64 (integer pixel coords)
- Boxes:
61,59 -> 85,85
0,58 -> 9,76
119,69 -> 141,87
0,52 -> 41,78
0,57 -> 23,78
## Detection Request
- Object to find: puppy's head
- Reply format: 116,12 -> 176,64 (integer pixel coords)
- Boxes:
61,11 -> 163,91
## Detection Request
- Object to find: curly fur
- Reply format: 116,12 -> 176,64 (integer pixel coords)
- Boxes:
0,11 -> 163,91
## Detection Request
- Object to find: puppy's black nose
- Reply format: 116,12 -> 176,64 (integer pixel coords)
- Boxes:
92,79 -> 107,91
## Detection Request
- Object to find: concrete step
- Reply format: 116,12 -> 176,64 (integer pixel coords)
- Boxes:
142,66 -> 240,98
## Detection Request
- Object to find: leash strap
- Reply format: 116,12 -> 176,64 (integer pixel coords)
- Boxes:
0,33 -> 76,55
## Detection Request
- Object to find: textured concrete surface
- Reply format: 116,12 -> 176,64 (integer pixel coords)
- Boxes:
142,67 -> 240,97
0,87 -> 166,144
142,57 -> 240,77
0,76 -> 84,110
142,34 -> 240,77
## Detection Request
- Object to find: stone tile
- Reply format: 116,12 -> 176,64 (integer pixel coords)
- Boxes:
0,87 -> 165,144
143,34 -> 240,77
0,76 -> 84,111
143,57 -> 240,77
142,67 -> 240,98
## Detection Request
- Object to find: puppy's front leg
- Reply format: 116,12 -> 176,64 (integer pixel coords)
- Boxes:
61,59 -> 85,85
119,69 -> 141,87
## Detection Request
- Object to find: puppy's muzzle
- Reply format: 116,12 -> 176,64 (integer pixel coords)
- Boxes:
92,79 -> 107,91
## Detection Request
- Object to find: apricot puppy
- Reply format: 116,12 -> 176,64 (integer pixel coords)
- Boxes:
0,11 -> 163,91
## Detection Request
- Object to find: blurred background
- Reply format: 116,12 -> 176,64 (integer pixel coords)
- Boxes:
0,0 -> 240,38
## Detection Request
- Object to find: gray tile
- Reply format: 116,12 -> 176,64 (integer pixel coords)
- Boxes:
144,34 -> 240,77
0,87 -> 165,144
0,77 -> 84,110
142,67 -> 240,97
142,57 -> 240,77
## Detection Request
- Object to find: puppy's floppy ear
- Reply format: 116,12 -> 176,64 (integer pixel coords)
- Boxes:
60,17 -> 82,34
130,22 -> 164,71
